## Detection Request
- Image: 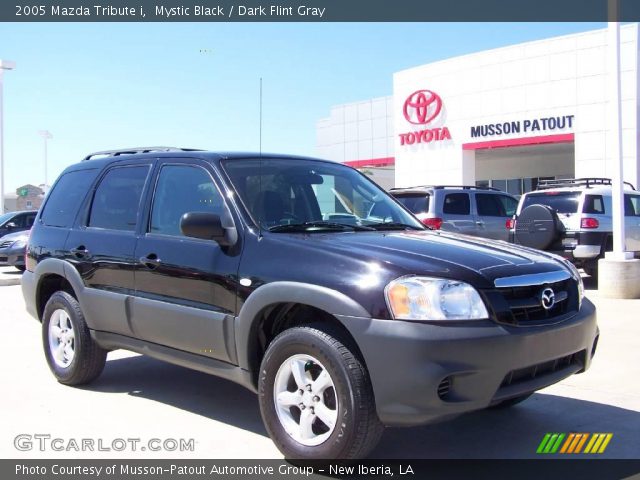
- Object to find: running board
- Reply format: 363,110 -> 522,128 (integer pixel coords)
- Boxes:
91,330 -> 256,393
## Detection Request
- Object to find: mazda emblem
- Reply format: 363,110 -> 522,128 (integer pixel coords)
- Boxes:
540,288 -> 555,310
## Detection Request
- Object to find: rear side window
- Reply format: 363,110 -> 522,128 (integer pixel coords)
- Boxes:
88,166 -> 149,231
583,195 -> 605,214
521,192 -> 580,214
394,194 -> 430,214
443,193 -> 470,215
41,169 -> 98,228
476,194 -> 505,217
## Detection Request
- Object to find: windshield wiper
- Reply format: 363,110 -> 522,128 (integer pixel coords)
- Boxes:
366,222 -> 424,231
268,221 -> 375,233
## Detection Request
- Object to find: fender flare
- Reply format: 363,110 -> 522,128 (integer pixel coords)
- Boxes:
32,258 -> 86,316
234,281 -> 370,372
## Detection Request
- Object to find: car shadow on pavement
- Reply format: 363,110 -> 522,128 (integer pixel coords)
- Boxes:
84,354 -> 638,459
82,353 -> 268,436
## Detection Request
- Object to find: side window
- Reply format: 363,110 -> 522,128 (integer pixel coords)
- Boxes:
499,195 -> 518,217
150,165 -> 225,237
476,194 -> 505,217
41,169 -> 98,228
10,214 -> 26,228
25,213 -> 36,227
625,195 -> 640,217
583,195 -> 605,214
88,166 -> 149,231
443,193 -> 470,215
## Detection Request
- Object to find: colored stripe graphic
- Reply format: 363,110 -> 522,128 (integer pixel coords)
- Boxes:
585,433 -> 613,454
538,433 -> 613,454
537,433 -> 552,453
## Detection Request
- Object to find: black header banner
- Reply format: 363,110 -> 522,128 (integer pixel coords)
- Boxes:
4,0 -> 640,22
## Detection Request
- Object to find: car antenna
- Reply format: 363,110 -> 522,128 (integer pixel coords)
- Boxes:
258,77 -> 263,238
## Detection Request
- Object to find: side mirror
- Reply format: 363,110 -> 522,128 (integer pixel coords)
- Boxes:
180,212 -> 237,246
5,222 -> 16,230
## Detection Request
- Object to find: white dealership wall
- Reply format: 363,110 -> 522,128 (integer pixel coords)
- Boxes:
317,24 -> 640,189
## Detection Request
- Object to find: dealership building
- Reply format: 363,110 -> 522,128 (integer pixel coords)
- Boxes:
316,24 -> 640,194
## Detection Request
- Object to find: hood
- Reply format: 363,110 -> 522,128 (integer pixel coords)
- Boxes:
0,229 -> 30,242
267,229 -> 568,290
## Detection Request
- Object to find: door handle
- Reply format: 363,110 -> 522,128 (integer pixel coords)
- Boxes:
139,253 -> 161,269
475,221 -> 485,226
70,246 -> 90,258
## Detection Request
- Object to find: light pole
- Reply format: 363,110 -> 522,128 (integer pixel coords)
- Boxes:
38,130 -> 52,186
0,59 -> 16,214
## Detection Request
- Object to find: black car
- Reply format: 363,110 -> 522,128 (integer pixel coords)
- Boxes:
22,147 -> 598,460
0,210 -> 37,239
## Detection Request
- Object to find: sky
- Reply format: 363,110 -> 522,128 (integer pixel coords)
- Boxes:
1,21 -> 605,191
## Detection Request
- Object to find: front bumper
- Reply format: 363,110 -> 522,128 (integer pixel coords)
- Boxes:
338,298 -> 598,427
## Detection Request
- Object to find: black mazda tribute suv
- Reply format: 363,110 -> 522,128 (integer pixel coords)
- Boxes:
22,147 -> 599,459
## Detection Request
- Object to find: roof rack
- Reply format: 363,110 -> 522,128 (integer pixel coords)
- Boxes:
536,177 -> 636,191
82,146 -> 201,161
390,185 -> 501,192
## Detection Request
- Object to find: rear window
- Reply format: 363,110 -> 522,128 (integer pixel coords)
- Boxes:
393,194 -> 430,214
521,192 -> 580,214
41,169 -> 98,228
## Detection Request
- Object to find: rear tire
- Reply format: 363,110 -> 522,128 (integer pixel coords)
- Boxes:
42,291 -> 107,385
258,325 -> 384,459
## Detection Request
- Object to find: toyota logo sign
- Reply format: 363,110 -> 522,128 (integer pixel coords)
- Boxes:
403,90 -> 443,125
540,288 -> 556,310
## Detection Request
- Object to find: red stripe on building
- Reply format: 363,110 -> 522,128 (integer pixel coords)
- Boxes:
462,133 -> 574,150
344,157 -> 395,168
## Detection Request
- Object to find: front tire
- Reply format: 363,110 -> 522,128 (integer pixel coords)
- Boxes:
42,291 -> 107,385
258,325 -> 384,459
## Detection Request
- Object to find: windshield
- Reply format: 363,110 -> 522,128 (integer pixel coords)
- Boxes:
0,212 -> 14,227
221,158 -> 424,232
521,191 -> 580,214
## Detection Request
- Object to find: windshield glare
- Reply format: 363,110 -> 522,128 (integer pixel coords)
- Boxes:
222,158 -> 424,231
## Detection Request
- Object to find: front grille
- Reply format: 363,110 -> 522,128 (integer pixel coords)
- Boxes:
500,351 -> 585,388
0,241 -> 12,248
486,278 -> 579,326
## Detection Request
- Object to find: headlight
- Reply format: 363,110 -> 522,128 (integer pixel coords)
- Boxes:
385,276 -> 489,321
562,259 -> 584,309
11,239 -> 26,249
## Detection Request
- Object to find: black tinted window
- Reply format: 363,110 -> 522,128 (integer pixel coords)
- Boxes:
150,165 -> 225,236
41,170 -> 98,228
476,194 -> 505,216
394,194 -> 430,214
625,195 -> 640,217
583,195 -> 605,214
89,166 -> 149,231
521,192 -> 580,214
499,195 -> 518,216
443,193 -> 470,215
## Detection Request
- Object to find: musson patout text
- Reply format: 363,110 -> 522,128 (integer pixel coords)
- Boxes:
23,4 -> 327,18
16,463 -> 415,476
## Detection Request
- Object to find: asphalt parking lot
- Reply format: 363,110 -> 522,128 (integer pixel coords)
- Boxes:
1,268 -> 638,459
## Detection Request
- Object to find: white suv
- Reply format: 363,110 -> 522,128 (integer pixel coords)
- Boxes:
510,178 -> 640,276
